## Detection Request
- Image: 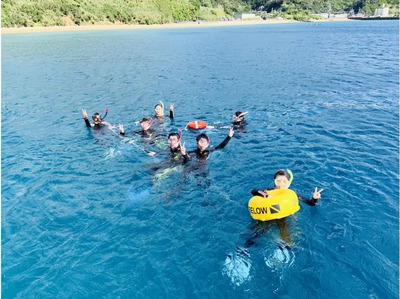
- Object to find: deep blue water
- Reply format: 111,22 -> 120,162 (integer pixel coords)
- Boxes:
2,20 -> 399,298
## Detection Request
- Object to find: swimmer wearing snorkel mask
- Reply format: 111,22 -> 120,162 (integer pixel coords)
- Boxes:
154,101 -> 174,120
119,117 -> 155,138
243,169 -> 324,248
181,127 -> 235,161
82,109 -> 113,129
232,111 -> 248,127
251,169 -> 323,205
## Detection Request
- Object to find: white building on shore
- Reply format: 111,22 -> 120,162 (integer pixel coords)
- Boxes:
374,4 -> 389,17
234,13 -> 257,20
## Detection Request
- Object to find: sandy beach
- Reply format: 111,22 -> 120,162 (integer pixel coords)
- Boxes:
1,17 -> 352,35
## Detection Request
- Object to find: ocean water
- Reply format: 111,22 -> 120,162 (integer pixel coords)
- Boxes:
2,20 -> 399,298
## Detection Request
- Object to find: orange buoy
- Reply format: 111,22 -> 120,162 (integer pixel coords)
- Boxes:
187,120 -> 207,130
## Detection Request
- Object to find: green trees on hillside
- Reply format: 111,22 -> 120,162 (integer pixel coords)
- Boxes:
1,0 -> 203,27
247,0 -> 398,14
1,0 -> 398,27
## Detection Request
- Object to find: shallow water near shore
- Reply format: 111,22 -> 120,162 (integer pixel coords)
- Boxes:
2,21 -> 399,298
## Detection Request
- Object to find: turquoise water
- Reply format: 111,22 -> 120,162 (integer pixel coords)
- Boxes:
2,21 -> 399,298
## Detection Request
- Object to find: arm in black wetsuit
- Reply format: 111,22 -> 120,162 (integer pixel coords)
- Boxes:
184,149 -> 201,162
169,103 -> 175,119
84,118 -> 92,127
214,135 -> 232,150
120,130 -> 148,137
298,195 -> 318,206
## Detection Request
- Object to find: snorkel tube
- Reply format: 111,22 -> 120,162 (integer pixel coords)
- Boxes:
102,108 -> 109,120
287,169 -> 294,188
149,118 -> 154,128
159,101 -> 165,111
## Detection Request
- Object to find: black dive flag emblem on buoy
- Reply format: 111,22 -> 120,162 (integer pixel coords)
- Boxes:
270,204 -> 281,214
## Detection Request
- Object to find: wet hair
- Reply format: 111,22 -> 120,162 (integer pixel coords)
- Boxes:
274,169 -> 289,179
140,117 -> 150,123
168,132 -> 180,139
235,111 -> 242,117
196,133 -> 208,142
92,112 -> 101,120
154,104 -> 162,109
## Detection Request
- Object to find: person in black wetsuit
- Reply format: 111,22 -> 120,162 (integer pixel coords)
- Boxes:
146,131 -> 188,185
167,131 -> 185,161
119,117 -> 157,156
232,111 -> 247,127
147,131 -> 186,164
244,169 -> 324,249
175,128 -> 234,190
180,127 -> 235,161
205,111 -> 247,131
154,101 -> 174,120
119,117 -> 154,138
150,102 -> 175,138
82,109 -> 113,129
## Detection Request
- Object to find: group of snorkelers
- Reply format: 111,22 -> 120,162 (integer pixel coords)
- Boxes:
83,101 -> 239,162
83,102 -> 323,249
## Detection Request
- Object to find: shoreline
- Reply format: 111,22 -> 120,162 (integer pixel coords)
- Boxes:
1,18 -> 353,35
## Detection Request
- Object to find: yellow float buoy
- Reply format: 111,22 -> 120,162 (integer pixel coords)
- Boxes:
248,188 -> 300,221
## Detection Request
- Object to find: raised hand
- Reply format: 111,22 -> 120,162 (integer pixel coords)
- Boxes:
229,127 -> 235,137
312,187 -> 324,199
170,103 -> 174,111
119,124 -> 124,134
82,109 -> 88,119
258,190 -> 268,198
180,142 -> 186,156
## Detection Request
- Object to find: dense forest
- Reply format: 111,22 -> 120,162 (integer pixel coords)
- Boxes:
2,0 -> 398,27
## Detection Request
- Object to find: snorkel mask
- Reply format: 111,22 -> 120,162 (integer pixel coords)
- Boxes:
197,135 -> 210,150
233,111 -> 248,123
139,117 -> 154,131
92,108 -> 108,124
92,114 -> 102,124
155,101 -> 165,116
274,169 -> 294,189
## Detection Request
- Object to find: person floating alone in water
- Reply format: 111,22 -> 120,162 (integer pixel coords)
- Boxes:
205,111 -> 248,130
82,109 -> 114,129
244,169 -> 324,248
232,111 -> 248,127
225,169 -> 323,273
